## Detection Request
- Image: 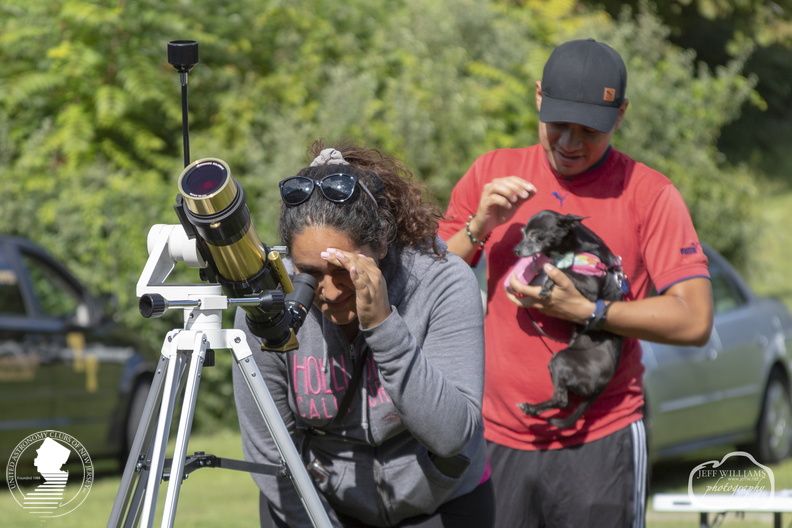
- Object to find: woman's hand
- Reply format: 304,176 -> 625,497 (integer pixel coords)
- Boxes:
321,248 -> 392,329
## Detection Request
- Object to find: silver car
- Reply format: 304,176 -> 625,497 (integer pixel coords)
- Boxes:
642,244 -> 792,464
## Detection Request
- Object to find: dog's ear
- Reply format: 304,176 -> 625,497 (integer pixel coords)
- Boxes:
561,214 -> 587,225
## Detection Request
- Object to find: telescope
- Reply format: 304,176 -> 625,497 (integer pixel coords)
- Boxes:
111,40 -> 332,528
136,157 -> 316,350
134,41 -> 316,350
167,157 -> 316,350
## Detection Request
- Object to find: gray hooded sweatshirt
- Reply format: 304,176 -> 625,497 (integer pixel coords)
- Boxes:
232,242 -> 486,527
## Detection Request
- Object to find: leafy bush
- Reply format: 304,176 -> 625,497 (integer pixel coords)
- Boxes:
0,0 -> 761,429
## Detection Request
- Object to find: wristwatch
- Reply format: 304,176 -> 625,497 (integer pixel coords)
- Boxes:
585,299 -> 608,332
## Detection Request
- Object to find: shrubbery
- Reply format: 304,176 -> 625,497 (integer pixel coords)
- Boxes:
0,0 -> 760,429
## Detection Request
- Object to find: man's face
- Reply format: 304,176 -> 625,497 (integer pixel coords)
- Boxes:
536,81 -> 627,179
539,121 -> 615,178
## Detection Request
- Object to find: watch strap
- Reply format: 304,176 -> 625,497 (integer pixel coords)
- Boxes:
585,299 -> 609,332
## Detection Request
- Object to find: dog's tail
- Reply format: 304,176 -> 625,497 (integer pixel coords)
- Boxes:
548,395 -> 598,428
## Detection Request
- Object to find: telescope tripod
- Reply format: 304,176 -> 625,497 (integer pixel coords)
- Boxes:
107,301 -> 332,528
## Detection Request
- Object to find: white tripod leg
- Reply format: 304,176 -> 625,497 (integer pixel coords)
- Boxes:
161,331 -> 209,526
140,331 -> 188,527
229,329 -> 332,528
108,341 -> 173,528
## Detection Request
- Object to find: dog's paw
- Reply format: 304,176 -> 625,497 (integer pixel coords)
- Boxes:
538,279 -> 555,299
518,403 -> 540,416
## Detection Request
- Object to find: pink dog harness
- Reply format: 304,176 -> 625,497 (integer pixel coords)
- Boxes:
554,252 -> 611,276
504,252 -> 629,294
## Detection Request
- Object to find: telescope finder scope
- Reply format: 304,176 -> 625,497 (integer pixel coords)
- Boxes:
167,40 -> 199,73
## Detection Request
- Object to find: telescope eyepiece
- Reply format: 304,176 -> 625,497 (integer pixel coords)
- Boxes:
251,274 -> 318,350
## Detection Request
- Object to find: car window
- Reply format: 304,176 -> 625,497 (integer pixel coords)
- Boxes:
21,252 -> 81,319
708,256 -> 747,314
0,250 -> 26,315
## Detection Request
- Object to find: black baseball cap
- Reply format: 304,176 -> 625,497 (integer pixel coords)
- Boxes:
539,39 -> 627,133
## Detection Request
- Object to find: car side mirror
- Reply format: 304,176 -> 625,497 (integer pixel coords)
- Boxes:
98,292 -> 122,323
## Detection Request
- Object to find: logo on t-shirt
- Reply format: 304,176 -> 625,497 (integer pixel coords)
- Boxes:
551,191 -> 569,207
680,242 -> 702,256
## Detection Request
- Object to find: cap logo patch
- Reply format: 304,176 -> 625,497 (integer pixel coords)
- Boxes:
603,87 -> 616,102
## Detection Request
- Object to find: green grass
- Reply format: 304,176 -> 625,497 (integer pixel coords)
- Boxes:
5,428 -> 792,527
647,450 -> 792,527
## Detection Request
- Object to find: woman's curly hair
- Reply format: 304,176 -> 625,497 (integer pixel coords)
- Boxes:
279,139 -> 444,257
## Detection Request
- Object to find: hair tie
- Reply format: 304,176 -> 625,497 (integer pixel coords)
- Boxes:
310,148 -> 349,167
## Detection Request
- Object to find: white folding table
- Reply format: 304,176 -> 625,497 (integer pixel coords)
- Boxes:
653,492 -> 792,528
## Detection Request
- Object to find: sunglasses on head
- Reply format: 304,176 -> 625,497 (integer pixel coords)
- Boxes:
279,173 -> 378,207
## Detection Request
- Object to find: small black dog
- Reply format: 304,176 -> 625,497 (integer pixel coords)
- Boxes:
512,210 -> 626,428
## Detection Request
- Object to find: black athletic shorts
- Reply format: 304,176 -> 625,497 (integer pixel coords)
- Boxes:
486,420 -> 647,528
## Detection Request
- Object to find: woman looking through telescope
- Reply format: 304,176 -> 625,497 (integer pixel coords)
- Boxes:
231,141 -> 493,528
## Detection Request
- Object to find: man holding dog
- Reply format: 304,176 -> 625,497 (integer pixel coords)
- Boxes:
438,39 -> 713,527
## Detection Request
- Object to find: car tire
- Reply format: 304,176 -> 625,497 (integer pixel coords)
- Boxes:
754,370 -> 792,464
125,377 -> 152,453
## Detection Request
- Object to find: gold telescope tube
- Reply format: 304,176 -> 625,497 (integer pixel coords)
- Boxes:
177,158 -> 287,289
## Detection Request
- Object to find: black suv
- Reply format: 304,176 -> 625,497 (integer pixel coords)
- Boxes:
0,236 -> 156,471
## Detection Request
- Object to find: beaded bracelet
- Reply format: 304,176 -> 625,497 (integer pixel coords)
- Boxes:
466,214 -> 490,248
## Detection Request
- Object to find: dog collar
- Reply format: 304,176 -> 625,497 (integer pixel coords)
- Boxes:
553,252 -> 630,295
552,252 -> 608,277
504,253 -> 631,296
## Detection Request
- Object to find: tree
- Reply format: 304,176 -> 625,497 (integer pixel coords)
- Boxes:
588,0 -> 792,183
0,0 -> 762,428
597,5 -> 760,267
485,1 -> 760,265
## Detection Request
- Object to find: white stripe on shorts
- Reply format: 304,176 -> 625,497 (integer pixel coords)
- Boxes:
631,419 -> 648,528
